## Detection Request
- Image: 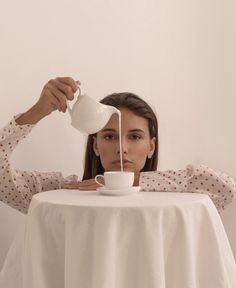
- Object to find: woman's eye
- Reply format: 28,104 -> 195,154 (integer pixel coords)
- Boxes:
103,134 -> 118,141
129,134 -> 142,141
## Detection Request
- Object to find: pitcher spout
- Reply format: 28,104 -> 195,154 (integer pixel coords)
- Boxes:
107,105 -> 120,115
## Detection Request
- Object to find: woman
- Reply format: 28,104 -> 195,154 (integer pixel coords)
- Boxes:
0,77 -> 235,214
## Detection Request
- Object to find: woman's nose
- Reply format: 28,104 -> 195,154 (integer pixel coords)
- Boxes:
116,139 -> 128,154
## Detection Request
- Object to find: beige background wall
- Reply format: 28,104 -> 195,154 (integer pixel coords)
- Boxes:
0,0 -> 235,266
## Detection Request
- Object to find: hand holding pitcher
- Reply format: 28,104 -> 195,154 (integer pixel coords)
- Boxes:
16,77 -> 81,125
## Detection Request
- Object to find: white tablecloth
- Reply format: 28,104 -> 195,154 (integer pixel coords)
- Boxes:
23,190 -> 236,288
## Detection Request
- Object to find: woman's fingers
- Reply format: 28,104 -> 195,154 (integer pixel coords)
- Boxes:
45,89 -> 62,112
63,183 -> 81,189
49,77 -> 81,112
78,178 -> 104,189
63,179 -> 102,190
56,77 -> 80,94
48,84 -> 68,112
36,77 -> 81,116
47,78 -> 77,100
54,79 -> 76,101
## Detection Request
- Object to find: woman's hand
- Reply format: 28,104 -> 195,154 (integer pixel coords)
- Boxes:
63,178 -> 104,190
16,77 -> 81,125
36,77 -> 80,116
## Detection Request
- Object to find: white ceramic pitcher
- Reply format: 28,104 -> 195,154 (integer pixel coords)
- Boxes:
67,88 -> 119,134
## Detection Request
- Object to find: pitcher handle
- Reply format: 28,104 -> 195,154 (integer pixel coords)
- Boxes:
67,86 -> 81,115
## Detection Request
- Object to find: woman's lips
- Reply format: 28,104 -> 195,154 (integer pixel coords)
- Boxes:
112,159 -> 132,166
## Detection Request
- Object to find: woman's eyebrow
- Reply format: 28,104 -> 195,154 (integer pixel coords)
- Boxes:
101,128 -> 117,133
101,128 -> 145,133
129,129 -> 145,133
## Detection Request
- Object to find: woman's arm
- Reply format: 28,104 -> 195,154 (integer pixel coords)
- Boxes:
140,164 -> 235,212
0,117 -> 66,213
16,77 -> 80,125
0,77 -> 80,213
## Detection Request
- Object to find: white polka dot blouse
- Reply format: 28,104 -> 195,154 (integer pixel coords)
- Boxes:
0,117 -> 235,214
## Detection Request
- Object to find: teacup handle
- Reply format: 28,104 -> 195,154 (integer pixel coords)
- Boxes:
67,86 -> 81,115
95,174 -> 105,187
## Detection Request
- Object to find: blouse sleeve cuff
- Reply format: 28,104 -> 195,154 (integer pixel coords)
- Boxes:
13,114 -> 35,130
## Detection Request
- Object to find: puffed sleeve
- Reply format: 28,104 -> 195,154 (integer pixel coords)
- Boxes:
0,116 -> 77,214
140,164 -> 235,212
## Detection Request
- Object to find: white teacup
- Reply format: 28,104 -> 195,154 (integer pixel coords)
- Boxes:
95,171 -> 134,190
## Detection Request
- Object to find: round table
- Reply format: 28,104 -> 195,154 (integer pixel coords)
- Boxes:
22,190 -> 236,288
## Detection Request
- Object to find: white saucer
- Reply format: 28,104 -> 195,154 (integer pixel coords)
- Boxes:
97,186 -> 141,196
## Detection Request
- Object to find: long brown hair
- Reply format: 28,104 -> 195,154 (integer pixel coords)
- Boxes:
82,92 -> 158,180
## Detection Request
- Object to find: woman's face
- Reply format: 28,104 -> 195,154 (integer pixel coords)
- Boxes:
93,108 -> 156,173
